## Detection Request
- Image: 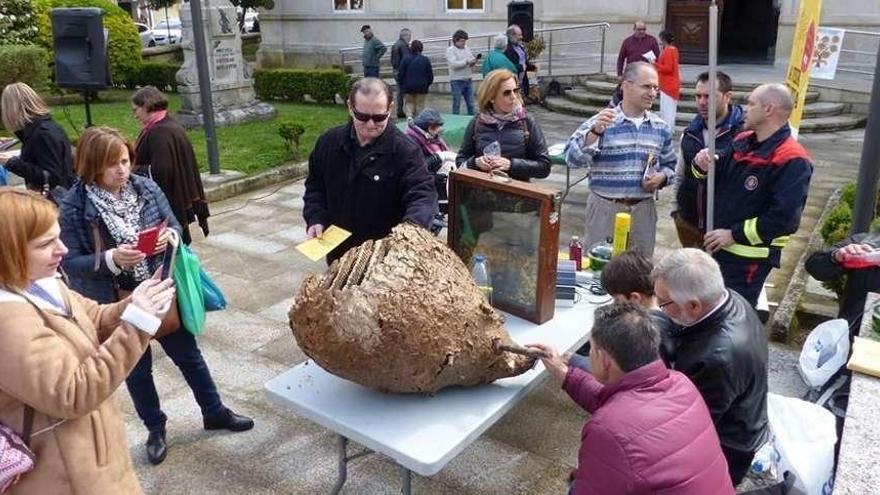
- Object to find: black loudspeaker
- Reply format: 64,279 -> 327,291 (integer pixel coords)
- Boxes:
51,8 -> 110,90
507,1 -> 534,42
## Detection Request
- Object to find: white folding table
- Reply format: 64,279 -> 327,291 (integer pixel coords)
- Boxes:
264,298 -> 602,494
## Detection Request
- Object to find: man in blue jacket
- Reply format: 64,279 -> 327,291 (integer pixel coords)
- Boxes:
673,71 -> 744,248
694,83 -> 813,307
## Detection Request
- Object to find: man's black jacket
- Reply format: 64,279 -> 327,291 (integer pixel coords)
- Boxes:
303,122 -> 437,262
805,232 -> 880,331
664,290 -> 769,454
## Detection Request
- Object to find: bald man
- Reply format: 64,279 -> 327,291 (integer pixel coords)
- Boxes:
616,21 -> 660,78
692,83 -> 813,306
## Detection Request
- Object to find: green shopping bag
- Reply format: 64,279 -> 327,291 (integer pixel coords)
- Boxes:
174,244 -> 206,335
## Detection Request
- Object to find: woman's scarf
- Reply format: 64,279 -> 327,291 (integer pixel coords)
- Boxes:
135,110 -> 168,151
404,123 -> 450,155
86,182 -> 152,282
477,105 -> 526,127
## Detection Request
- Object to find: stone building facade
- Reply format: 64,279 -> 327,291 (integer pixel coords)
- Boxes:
256,0 -> 879,72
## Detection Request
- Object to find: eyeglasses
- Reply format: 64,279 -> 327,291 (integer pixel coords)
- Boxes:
658,299 -> 675,309
501,88 -> 520,97
351,108 -> 390,123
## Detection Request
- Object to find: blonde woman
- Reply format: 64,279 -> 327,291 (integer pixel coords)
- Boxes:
0,82 -> 75,191
0,188 -> 175,494
455,69 -> 550,181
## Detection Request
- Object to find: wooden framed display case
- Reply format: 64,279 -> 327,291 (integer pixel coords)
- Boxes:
448,169 -> 561,324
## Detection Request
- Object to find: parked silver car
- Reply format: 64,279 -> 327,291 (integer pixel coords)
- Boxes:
152,18 -> 182,45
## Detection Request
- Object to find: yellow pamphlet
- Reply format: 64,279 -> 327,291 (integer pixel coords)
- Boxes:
295,225 -> 352,262
847,336 -> 880,378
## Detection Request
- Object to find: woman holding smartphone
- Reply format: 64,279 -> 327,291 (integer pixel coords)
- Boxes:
58,126 -> 252,467
0,187 -> 175,494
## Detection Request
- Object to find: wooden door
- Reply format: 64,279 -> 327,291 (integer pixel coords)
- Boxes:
665,0 -> 722,65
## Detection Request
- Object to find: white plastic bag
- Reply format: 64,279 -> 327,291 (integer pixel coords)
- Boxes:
798,318 -> 850,389
767,393 -> 836,495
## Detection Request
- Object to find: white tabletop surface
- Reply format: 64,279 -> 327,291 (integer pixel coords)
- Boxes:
264,297 -> 602,476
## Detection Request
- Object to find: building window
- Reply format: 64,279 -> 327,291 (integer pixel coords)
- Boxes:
447,0 -> 484,11
334,0 -> 364,11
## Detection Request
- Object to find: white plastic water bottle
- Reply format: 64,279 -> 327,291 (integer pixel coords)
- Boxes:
471,254 -> 492,304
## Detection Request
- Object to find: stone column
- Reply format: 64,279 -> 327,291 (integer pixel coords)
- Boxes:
176,0 -> 276,128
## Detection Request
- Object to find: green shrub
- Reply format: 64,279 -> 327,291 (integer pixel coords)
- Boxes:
0,0 -> 40,45
34,0 -> 142,87
278,121 -> 305,153
0,45 -> 51,91
122,62 -> 180,92
254,69 -> 351,104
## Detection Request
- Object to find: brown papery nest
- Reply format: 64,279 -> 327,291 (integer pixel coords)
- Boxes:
289,223 -> 534,393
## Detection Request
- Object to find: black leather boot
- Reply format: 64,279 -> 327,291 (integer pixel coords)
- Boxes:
203,407 -> 254,432
145,430 -> 167,465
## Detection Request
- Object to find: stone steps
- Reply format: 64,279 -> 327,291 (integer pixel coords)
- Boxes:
581,79 -> 822,103
544,95 -> 867,134
561,88 -> 845,118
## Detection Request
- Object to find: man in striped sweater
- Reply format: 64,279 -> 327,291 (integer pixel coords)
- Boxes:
565,62 -> 677,255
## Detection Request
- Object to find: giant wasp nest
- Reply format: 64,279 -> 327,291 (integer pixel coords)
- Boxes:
289,223 -> 534,393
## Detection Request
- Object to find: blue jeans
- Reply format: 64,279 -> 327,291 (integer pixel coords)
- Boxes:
450,79 -> 475,115
125,328 -> 224,433
364,66 -> 380,78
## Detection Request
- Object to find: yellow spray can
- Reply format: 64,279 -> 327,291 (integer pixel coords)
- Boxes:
612,212 -> 631,256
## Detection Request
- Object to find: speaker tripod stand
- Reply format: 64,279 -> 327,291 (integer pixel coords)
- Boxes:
82,91 -> 94,128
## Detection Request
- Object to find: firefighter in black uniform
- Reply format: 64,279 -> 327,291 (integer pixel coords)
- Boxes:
693,83 -> 813,307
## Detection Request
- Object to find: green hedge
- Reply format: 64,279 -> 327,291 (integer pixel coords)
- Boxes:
0,45 -> 51,91
34,0 -> 142,86
254,69 -> 351,103
122,62 -> 180,92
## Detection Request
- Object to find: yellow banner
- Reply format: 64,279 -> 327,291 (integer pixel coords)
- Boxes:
785,0 -> 823,137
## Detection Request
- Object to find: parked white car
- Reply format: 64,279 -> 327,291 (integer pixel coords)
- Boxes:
153,19 -> 182,45
244,11 -> 259,32
135,22 -> 155,48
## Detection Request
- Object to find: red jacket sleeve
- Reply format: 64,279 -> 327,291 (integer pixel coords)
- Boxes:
562,367 -> 604,413
575,422 -> 644,494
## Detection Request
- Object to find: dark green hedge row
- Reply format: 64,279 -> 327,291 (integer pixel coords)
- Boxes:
120,62 -> 181,92
253,69 -> 351,103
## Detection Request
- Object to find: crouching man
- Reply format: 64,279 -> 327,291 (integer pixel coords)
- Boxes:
528,303 -> 734,494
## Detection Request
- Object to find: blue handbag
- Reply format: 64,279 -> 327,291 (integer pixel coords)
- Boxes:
200,267 -> 227,311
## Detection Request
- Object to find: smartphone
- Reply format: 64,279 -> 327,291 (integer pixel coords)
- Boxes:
136,219 -> 169,255
160,230 -> 179,280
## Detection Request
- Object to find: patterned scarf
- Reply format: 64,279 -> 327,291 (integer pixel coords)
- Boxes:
86,182 -> 151,282
404,123 -> 449,155
478,105 -> 526,127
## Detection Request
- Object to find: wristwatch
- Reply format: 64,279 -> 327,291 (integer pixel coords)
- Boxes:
589,127 -> 605,136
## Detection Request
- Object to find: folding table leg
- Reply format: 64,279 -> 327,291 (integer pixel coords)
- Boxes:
331,435 -> 349,495
400,466 -> 412,495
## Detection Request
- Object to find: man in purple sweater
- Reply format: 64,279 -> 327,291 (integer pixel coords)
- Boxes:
528,303 -> 735,494
617,21 -> 661,78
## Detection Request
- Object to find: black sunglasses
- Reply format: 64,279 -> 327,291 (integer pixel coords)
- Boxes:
501,88 -> 520,97
351,108 -> 390,123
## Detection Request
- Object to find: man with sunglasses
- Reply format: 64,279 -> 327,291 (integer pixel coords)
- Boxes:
652,248 -> 768,486
303,78 -> 437,263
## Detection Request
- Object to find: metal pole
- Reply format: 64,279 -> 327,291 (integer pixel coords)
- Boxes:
599,25 -> 606,73
547,32 -> 553,76
851,44 -> 880,233
189,0 -> 221,175
83,91 -> 93,128
706,1 -> 719,232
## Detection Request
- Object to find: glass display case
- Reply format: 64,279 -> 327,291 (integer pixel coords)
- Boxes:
448,169 -> 561,324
